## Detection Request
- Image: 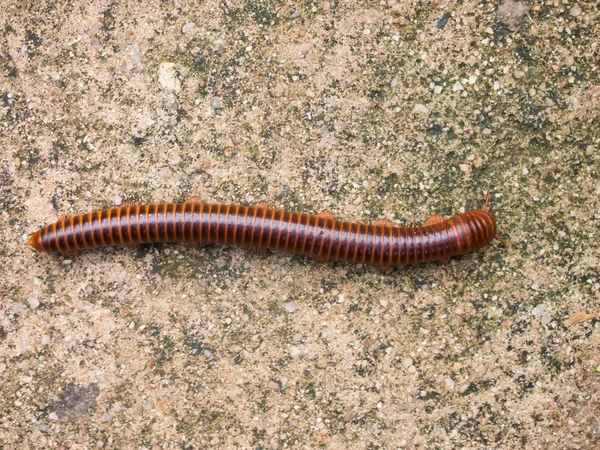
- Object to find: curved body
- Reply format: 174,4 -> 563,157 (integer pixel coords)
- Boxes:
27,202 -> 500,268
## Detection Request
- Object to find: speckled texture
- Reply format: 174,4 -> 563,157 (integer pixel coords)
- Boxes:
1,1 -> 599,448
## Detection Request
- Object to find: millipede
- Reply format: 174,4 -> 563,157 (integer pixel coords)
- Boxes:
27,192 -> 505,269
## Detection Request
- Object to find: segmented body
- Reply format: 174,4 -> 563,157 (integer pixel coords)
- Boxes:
27,200 -> 501,268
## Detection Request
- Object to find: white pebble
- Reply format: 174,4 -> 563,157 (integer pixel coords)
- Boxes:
27,298 -> 40,309
0,363 -> 6,373
414,104 -> 429,115
379,299 -> 389,307
158,62 -> 181,92
433,85 -> 443,94
114,195 -> 122,206
49,412 -> 59,421
299,42 -> 312,53
290,346 -> 300,357
402,357 -> 413,368
182,22 -> 196,34
541,315 -> 551,326
41,335 -> 51,346
11,303 -> 24,313
285,301 -> 297,313
532,303 -> 547,317
468,75 -> 477,85
569,4 -> 582,17
444,378 -> 455,390
452,81 -> 464,92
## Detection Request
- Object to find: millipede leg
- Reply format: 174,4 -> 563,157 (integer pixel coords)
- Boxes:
373,218 -> 393,227
317,210 -> 334,220
256,201 -> 272,209
484,190 -> 491,211
495,235 -> 507,246
423,214 -> 444,226
185,196 -> 203,204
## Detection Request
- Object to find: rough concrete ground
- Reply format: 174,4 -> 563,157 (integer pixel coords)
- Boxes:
1,0 -> 599,448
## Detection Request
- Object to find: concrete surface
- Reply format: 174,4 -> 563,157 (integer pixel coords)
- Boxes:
1,0 -> 599,448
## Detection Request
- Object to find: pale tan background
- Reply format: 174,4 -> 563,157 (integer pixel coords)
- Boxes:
1,0 -> 599,448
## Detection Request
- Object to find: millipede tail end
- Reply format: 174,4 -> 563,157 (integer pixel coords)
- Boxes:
27,230 -> 44,251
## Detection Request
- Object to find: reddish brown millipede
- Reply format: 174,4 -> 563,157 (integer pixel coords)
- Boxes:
27,193 -> 505,269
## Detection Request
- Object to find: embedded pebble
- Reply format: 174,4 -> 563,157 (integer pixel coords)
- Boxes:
285,301 -> 297,313
290,346 -> 300,357
0,363 -> 6,373
158,62 -> 181,92
452,81 -> 464,92
402,358 -> 413,368
27,298 -> 39,309
569,5 -> 582,17
11,303 -> 25,313
414,104 -> 429,115
532,304 -> 548,317
182,22 -> 196,33
444,378 -> 455,390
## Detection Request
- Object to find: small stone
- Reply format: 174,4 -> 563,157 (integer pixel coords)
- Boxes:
285,301 -> 297,312
541,315 -> 551,326
158,62 -> 181,92
468,75 -> 477,85
379,299 -> 389,307
49,412 -> 59,421
182,22 -> 196,34
391,78 -> 398,88
114,195 -> 122,206
497,0 -> 529,28
293,333 -> 303,342
323,1 -> 330,11
290,346 -> 300,357
467,55 -> 477,66
569,4 -> 582,17
41,335 -> 51,346
101,413 -> 113,422
444,378 -> 455,390
11,303 -> 24,313
211,99 -> 221,109
27,298 -> 40,309
299,42 -> 312,53
402,358 -> 413,368
452,81 -> 464,92
532,303 -> 547,317
414,104 -> 429,115
0,363 -> 6,373
433,85 -> 443,94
